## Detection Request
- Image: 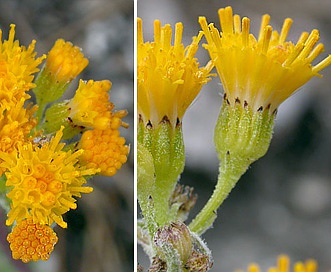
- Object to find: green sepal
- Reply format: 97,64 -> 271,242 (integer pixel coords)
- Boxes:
151,119 -> 184,182
214,101 -> 274,162
137,144 -> 156,204
42,102 -> 83,139
33,66 -> 70,121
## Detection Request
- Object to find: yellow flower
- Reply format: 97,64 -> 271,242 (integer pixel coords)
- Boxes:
78,128 -> 129,176
0,127 -> 99,228
199,6 -> 331,112
7,217 -> 58,263
0,99 -> 37,175
0,24 -> 45,102
33,38 -> 89,120
138,18 -> 213,128
45,39 -> 88,83
236,255 -> 317,272
67,79 -> 128,130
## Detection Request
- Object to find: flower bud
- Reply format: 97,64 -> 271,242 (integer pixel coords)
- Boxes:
154,222 -> 193,265
170,184 -> 197,221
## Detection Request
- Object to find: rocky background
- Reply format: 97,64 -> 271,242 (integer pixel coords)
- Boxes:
0,1 -> 133,271
138,0 -> 331,271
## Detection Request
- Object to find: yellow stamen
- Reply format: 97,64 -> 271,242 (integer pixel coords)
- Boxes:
279,18 -> 293,44
258,14 -> 271,41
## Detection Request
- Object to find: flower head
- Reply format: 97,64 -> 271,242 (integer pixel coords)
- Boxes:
78,128 -> 129,176
199,6 -> 331,112
0,127 -> 99,228
45,39 -> 88,83
237,255 -> 317,272
0,24 -> 45,102
138,18 -> 213,128
7,217 -> 58,263
67,79 -> 128,130
33,38 -> 89,120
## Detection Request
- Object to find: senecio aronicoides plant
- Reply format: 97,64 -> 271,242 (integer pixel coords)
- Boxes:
0,25 -> 129,263
137,6 -> 331,272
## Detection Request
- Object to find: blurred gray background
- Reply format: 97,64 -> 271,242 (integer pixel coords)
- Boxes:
0,0 -> 133,271
138,0 -> 331,271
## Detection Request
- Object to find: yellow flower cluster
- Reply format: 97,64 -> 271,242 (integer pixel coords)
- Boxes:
0,24 -> 45,102
67,79 -> 128,130
7,217 -> 58,263
0,25 -> 44,174
45,39 -> 88,83
0,23 -> 129,263
66,79 -> 129,176
237,255 -> 317,272
138,18 -> 213,128
0,127 -> 98,228
79,128 -> 129,176
199,6 -> 331,112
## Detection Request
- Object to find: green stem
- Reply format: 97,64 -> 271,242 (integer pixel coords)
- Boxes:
153,174 -> 179,227
189,153 -> 248,235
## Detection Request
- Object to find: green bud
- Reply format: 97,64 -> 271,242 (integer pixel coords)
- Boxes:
154,222 -> 193,266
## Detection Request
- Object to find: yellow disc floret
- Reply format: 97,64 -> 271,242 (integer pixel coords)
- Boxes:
0,127 -> 99,228
7,217 -> 58,263
67,79 -> 128,130
45,39 -> 88,83
199,6 -> 331,112
138,18 -> 213,128
78,128 -> 129,176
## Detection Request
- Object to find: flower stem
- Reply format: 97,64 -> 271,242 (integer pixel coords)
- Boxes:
189,152 -> 248,235
153,176 -> 177,227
